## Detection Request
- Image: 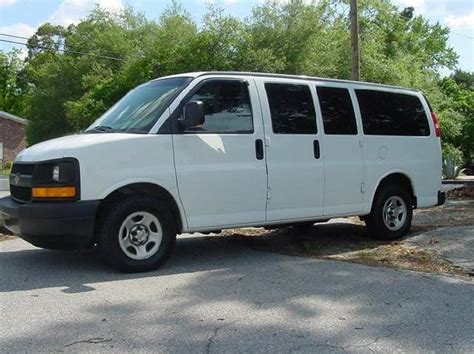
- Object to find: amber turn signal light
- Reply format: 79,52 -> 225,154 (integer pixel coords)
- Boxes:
32,186 -> 77,198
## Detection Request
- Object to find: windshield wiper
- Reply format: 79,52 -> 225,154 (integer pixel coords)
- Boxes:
84,125 -> 116,133
120,127 -> 148,134
84,125 -> 148,134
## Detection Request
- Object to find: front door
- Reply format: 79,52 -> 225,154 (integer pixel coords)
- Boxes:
257,78 -> 325,221
173,77 -> 267,229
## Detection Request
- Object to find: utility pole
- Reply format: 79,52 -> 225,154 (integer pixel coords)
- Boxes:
350,0 -> 360,81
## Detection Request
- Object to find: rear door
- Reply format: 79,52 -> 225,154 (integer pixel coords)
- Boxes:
172,76 -> 268,229
355,89 -> 437,209
315,84 -> 365,215
257,78 -> 325,221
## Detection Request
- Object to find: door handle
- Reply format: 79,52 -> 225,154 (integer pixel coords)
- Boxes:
313,140 -> 320,159
255,139 -> 264,160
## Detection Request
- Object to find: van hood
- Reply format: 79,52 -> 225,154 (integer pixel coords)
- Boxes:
15,133 -> 147,162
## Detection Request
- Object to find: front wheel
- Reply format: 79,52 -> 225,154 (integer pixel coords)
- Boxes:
98,195 -> 176,273
366,185 -> 412,240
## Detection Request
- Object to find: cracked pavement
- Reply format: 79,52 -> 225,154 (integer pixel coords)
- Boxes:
406,225 -> 474,275
1,235 -> 473,353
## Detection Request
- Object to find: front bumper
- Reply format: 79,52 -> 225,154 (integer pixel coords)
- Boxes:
0,196 -> 99,250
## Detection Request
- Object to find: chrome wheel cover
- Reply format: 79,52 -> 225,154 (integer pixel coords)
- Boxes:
382,196 -> 407,231
118,211 -> 163,260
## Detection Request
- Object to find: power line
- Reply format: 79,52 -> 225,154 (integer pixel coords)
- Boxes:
450,31 -> 474,40
0,38 -> 123,61
393,13 -> 474,40
0,33 -> 122,60
0,33 -> 30,40
330,5 -> 474,41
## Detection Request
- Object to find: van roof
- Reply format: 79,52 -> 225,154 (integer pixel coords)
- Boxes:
158,71 -> 420,93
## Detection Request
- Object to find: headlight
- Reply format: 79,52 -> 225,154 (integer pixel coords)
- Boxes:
52,165 -> 60,182
31,158 -> 80,201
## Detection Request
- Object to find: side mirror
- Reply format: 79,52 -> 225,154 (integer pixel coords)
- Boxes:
179,101 -> 205,129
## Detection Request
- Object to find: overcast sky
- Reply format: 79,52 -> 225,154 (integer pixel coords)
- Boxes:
1,0 -> 473,75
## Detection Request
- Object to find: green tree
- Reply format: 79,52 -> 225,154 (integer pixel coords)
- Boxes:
438,71 -> 474,163
246,0 -> 330,74
0,49 -> 28,115
23,23 -> 81,143
452,69 -> 474,89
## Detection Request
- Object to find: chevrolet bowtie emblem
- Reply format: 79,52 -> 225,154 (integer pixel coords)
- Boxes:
13,174 -> 20,186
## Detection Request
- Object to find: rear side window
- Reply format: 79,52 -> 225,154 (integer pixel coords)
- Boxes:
317,87 -> 357,135
185,80 -> 253,133
265,83 -> 317,134
355,90 -> 430,136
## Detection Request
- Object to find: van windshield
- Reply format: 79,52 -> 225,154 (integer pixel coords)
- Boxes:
85,77 -> 192,134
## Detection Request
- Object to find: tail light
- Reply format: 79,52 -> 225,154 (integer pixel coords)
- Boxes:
431,112 -> 441,137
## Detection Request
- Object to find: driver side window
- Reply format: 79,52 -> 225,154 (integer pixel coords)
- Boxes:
184,80 -> 254,134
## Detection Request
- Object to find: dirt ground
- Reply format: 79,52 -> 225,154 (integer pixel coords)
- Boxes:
446,184 -> 474,200
0,226 -> 13,241
0,234 -> 15,242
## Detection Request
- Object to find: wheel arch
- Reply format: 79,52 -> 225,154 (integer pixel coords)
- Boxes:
370,172 -> 417,210
95,182 -> 185,235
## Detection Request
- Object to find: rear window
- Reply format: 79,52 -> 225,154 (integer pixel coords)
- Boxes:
355,90 -> 430,136
265,83 -> 317,134
317,86 -> 357,135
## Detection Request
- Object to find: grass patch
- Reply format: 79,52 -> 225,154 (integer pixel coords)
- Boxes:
2,161 -> 12,176
328,243 -> 465,276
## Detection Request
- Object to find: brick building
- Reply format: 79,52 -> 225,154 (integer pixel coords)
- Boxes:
0,111 -> 28,168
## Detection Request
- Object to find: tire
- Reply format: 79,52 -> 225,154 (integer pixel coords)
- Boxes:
97,195 -> 176,273
366,184 -> 413,240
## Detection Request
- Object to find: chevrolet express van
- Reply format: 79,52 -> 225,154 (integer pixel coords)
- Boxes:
0,72 -> 445,272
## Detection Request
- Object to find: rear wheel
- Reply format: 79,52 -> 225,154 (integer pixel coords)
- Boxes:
366,185 -> 412,240
98,195 -> 176,272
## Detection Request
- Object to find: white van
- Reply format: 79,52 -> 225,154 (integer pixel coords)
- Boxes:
0,72 -> 445,272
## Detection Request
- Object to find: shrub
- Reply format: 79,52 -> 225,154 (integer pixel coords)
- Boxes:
442,155 -> 465,180
2,161 -> 13,175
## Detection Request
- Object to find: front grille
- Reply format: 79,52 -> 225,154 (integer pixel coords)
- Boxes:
10,163 -> 35,203
10,185 -> 32,203
11,164 -> 35,175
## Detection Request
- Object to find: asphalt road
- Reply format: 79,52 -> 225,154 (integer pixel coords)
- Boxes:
1,235 -> 473,353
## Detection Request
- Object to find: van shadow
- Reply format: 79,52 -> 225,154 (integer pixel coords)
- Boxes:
225,222 -> 395,258
0,221 -> 421,294
0,234 -> 263,293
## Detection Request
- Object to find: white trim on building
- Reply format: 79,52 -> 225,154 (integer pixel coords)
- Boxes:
0,111 -> 28,125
